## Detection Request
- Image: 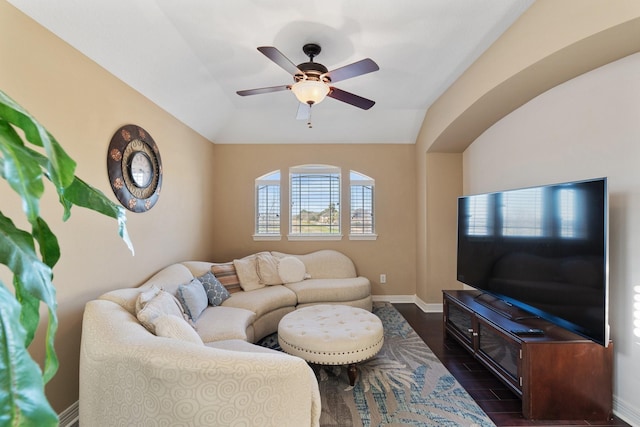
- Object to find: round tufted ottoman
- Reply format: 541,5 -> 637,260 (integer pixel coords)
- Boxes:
278,304 -> 384,386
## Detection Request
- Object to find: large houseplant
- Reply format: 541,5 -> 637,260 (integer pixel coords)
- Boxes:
0,90 -> 133,426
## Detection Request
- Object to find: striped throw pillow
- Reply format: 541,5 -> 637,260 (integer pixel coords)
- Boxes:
211,262 -> 242,294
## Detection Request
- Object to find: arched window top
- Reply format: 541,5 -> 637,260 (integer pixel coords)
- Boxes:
257,170 -> 280,182
350,170 -> 374,185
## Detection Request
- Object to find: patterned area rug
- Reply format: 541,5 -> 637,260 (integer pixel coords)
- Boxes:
257,302 -> 495,427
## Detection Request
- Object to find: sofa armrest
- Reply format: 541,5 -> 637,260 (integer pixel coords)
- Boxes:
80,300 -> 320,427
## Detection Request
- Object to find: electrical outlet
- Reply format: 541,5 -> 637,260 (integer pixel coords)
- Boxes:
380,274 -> 387,284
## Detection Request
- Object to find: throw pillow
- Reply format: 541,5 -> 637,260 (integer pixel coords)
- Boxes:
136,290 -> 186,334
176,278 -> 208,321
135,285 -> 162,313
211,262 -> 242,294
278,256 -> 307,284
234,257 -> 264,291
153,314 -> 203,345
198,271 -> 230,306
256,253 -> 282,285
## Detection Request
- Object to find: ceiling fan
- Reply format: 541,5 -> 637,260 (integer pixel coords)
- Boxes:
237,43 -> 379,126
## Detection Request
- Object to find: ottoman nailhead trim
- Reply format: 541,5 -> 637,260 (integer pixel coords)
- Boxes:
279,336 -> 384,365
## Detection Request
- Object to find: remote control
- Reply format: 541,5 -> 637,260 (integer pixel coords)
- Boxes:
510,328 -> 544,336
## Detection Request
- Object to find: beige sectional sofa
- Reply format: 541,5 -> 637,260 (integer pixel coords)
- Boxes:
79,250 -> 371,427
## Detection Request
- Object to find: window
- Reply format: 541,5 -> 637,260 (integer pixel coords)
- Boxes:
501,187 -> 543,237
254,171 -> 280,240
350,171 -> 376,239
558,188 -> 586,239
254,165 -> 377,241
289,165 -> 341,239
466,193 -> 491,237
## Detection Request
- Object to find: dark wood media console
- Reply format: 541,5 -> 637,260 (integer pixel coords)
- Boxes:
443,290 -> 613,420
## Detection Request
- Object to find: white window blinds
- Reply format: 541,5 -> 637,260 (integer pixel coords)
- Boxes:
290,165 -> 340,235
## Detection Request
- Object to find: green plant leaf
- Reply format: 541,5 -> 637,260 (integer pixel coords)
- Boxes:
31,217 -> 60,269
0,119 -> 44,222
42,307 -> 59,385
63,176 -> 135,254
0,91 -> 75,192
0,283 -> 59,427
0,216 -> 60,387
0,211 -> 55,309
14,279 -> 40,348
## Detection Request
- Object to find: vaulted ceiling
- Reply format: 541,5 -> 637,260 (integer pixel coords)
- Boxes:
8,0 -> 534,144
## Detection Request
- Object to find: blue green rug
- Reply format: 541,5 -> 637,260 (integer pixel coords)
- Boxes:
257,302 -> 495,427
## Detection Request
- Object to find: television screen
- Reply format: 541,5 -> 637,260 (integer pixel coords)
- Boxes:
457,178 -> 609,346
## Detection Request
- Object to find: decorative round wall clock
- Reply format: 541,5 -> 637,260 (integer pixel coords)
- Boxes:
107,124 -> 162,212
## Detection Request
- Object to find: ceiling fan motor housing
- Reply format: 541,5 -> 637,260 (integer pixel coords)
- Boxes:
295,62 -> 330,83
295,44 -> 330,83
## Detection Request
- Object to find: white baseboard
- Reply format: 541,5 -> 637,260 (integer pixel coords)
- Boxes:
59,400 -> 79,427
372,294 -> 443,313
613,394 -> 640,426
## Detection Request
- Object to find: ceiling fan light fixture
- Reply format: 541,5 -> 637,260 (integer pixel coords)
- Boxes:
291,80 -> 330,105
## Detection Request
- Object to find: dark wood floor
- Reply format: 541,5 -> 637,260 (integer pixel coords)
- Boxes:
392,303 -> 630,427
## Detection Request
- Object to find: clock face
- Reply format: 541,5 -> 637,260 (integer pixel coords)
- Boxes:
107,125 -> 162,212
130,151 -> 153,188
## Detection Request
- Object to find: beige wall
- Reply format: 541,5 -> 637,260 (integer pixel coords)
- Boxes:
1,1 -> 216,412
211,144 -> 416,297
423,153 -> 462,302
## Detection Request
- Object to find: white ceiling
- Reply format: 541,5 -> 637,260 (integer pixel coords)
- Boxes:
9,0 -> 534,144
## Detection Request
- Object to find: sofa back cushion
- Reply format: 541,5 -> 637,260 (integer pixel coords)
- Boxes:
140,263 -> 197,295
271,250 -> 356,279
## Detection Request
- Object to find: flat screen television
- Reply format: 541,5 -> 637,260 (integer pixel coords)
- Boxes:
456,177 -> 609,346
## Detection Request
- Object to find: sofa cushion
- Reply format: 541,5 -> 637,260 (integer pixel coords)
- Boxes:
285,277 -> 371,305
221,285 -> 297,318
154,314 -> 204,345
234,257 -> 264,291
176,278 -> 208,321
140,263 -> 197,296
195,306 -> 256,343
272,250 -> 357,279
278,256 -> 306,284
256,253 -> 282,285
198,271 -> 230,306
210,262 -> 242,294
136,288 -> 187,334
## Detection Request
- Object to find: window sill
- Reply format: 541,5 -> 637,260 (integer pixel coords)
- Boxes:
349,234 -> 378,241
287,234 -> 343,241
252,234 -> 282,241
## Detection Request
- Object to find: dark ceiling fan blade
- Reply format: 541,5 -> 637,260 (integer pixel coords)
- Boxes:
236,85 -> 290,96
296,103 -> 310,120
327,58 -> 379,83
257,46 -> 302,76
328,87 -> 375,110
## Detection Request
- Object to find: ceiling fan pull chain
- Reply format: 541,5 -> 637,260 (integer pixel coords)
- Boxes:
307,103 -> 313,128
